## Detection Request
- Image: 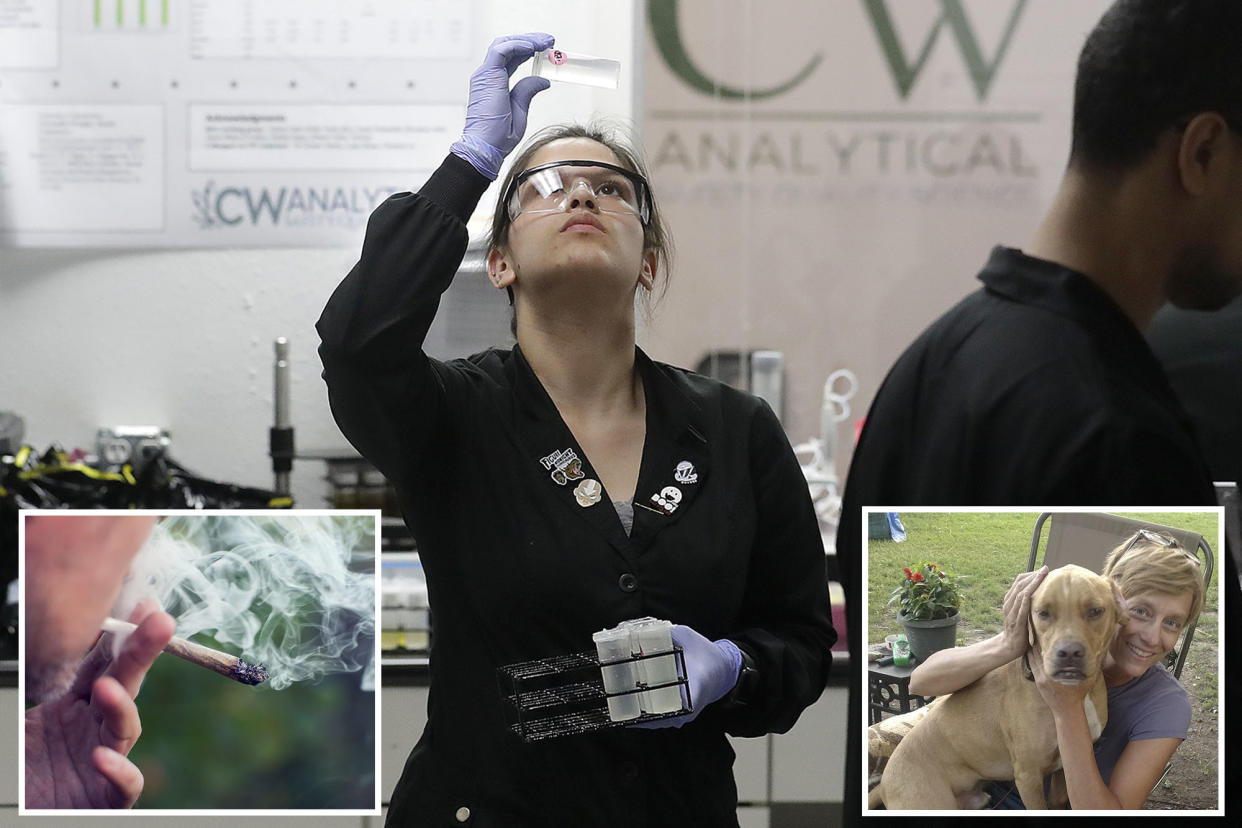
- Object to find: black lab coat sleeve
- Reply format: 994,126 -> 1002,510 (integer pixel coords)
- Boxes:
715,399 -> 835,737
316,153 -> 488,489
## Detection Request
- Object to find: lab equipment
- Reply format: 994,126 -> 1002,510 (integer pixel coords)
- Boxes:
96,426 -> 170,475
793,367 -> 860,553
497,617 -> 691,742
381,553 -> 430,652
750,351 -> 784,423
271,337 -> 294,496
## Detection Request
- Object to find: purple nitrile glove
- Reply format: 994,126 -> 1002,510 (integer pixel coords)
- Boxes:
630,624 -> 743,729
450,33 -> 555,180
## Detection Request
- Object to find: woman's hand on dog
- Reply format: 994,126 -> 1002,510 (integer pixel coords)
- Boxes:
1000,565 -> 1049,661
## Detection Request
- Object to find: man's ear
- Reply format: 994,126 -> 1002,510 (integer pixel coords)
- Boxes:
488,248 -> 516,291
1177,112 -> 1234,197
638,250 -> 658,292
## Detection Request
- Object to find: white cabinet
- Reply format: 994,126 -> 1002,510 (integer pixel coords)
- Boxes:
771,685 -> 848,802
731,732 -> 770,803
381,685 -> 429,801
0,689 -> 16,808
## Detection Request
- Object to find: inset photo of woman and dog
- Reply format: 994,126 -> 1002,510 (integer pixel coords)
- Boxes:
863,508 -> 1222,814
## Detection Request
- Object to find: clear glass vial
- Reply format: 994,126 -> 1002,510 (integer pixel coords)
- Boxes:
530,48 -> 620,89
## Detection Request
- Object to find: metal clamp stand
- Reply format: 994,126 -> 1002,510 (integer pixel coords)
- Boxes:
270,338 -> 294,497
498,647 -> 691,742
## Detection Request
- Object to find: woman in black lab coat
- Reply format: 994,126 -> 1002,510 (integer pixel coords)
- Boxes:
317,32 -> 835,827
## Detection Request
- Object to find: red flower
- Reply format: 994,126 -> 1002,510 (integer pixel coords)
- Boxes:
912,572 -> 925,582
902,567 -> 912,579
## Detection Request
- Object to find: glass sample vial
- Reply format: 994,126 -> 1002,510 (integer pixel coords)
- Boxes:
530,48 -> 620,89
630,619 -> 683,715
593,628 -> 641,721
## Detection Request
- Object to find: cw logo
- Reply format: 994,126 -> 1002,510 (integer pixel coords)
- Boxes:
648,0 -> 1028,102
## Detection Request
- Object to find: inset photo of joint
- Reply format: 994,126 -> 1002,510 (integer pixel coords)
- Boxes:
18,510 -> 380,814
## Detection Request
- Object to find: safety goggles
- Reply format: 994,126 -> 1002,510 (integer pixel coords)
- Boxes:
504,160 -> 651,225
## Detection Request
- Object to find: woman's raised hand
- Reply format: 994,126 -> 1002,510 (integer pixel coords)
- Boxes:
450,33 -> 555,179
999,564 -> 1049,661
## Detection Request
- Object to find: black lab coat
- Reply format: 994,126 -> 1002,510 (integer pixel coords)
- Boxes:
318,154 -> 836,827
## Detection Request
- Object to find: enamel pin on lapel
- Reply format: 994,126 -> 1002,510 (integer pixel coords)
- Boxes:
673,460 -> 698,485
540,448 -> 585,486
648,485 -> 682,515
574,479 -> 603,507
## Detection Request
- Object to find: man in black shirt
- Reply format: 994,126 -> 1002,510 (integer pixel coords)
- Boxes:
1148,295 -> 1242,489
841,0 -> 1242,817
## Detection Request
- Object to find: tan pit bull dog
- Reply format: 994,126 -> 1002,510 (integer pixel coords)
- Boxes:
869,564 -> 1123,810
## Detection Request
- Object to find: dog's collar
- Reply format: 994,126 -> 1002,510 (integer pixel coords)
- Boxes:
1022,653 -> 1035,682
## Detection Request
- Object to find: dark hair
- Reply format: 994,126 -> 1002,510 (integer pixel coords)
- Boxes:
1070,0 -> 1242,171
486,122 -> 673,312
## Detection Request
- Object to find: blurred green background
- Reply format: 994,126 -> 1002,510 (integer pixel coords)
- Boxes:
129,513 -> 376,809
131,658 -> 374,808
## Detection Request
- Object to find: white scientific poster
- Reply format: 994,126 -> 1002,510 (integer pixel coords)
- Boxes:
0,0 -> 491,247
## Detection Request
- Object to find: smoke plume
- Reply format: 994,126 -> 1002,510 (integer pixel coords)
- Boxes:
113,514 -> 375,691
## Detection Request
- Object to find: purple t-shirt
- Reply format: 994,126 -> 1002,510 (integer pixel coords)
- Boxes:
986,664 -> 1191,808
1092,664 -> 1191,784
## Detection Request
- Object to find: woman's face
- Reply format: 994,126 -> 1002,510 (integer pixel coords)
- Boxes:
491,137 -> 653,308
1109,589 -> 1195,680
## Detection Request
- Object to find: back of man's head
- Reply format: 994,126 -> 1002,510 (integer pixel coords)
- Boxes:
1071,0 -> 1242,172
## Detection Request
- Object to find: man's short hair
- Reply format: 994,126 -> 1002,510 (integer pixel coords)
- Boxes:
1071,0 -> 1242,170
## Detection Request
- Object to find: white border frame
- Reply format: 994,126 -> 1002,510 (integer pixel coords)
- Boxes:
860,505 -> 1225,818
17,508 -> 383,817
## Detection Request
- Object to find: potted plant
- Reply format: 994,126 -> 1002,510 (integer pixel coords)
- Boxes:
888,562 -> 963,662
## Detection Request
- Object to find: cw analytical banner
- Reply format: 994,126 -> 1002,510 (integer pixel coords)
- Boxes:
640,0 -> 1112,481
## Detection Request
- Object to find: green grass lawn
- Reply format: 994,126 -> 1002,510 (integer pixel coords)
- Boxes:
866,510 -> 1221,647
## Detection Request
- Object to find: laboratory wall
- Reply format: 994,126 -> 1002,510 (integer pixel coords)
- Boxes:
0,0 -> 640,506
638,0 -> 1113,472
0,1 -> 1121,498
